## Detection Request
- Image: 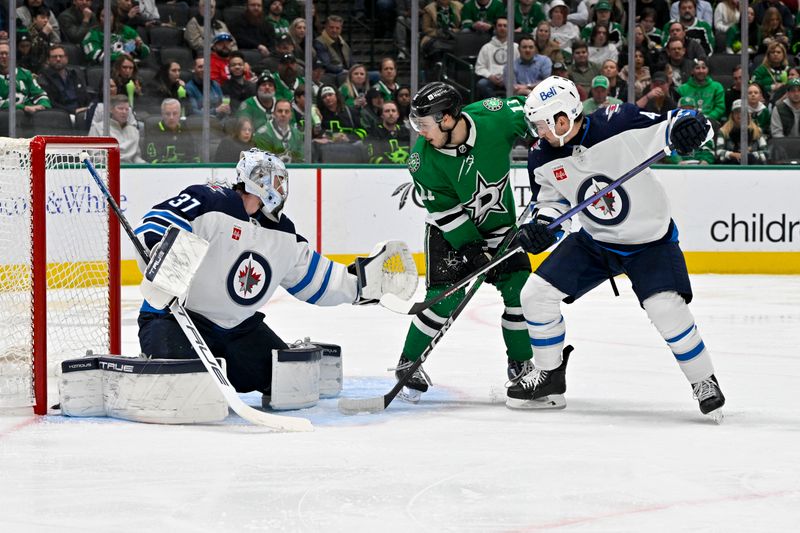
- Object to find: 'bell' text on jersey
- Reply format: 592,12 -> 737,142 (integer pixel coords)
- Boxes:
134,184 -> 356,329
408,96 -> 529,250
528,103 -> 677,246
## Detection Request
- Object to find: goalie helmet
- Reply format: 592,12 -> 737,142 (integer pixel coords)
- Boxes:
235,148 -> 289,218
409,82 -> 462,133
523,76 -> 582,147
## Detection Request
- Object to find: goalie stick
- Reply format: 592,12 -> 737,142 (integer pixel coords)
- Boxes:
81,153 -> 312,432
379,145 -> 673,315
337,203 -> 535,415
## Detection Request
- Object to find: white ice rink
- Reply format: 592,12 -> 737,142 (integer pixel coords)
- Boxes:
2,275 -> 800,532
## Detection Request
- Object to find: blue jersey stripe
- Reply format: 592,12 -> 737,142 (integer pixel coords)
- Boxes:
307,263 -> 333,304
286,252 -> 320,295
531,333 -> 566,347
143,210 -> 192,232
674,341 -> 705,361
134,222 -> 168,236
666,323 -> 695,344
526,316 -> 563,327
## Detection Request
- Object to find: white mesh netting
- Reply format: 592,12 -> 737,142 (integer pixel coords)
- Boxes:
0,139 -> 113,409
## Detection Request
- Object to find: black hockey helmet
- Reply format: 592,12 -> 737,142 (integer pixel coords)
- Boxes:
409,82 -> 462,132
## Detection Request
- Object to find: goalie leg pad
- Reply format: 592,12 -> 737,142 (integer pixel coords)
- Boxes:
59,357 -> 105,417
59,355 -> 229,423
268,346 -> 322,410
315,342 -> 343,398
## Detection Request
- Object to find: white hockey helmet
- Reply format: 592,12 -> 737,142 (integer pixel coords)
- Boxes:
235,148 -> 289,218
523,75 -> 583,146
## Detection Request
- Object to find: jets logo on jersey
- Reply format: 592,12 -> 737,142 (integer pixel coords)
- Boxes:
576,175 -> 630,226
227,251 -> 272,305
464,171 -> 509,225
482,97 -> 504,111
408,152 -> 421,173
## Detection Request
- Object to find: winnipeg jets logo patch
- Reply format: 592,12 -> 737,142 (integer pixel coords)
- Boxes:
464,171 -> 509,226
227,251 -> 272,305
575,174 -> 630,226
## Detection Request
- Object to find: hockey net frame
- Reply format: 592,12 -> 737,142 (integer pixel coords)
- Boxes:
0,136 -> 121,415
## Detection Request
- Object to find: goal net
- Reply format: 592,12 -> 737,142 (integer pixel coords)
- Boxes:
0,136 -> 120,415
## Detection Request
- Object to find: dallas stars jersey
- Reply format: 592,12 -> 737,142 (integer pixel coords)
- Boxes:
528,103 -> 690,248
408,96 -> 529,250
134,184 -> 357,329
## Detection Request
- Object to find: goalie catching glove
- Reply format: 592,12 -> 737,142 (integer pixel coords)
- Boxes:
351,240 -> 418,305
140,225 -> 210,309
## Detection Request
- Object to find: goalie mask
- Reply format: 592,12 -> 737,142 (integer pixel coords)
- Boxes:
236,148 -> 289,218
523,76 -> 582,147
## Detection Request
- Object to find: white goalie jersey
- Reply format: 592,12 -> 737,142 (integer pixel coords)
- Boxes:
528,104 -> 691,247
134,184 -> 357,329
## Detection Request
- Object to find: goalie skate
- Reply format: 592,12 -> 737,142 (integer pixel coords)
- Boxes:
393,355 -> 431,404
506,346 -> 573,410
692,374 -> 725,424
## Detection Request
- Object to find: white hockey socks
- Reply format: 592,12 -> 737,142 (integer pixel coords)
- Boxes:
521,275 -> 568,371
643,291 -> 714,384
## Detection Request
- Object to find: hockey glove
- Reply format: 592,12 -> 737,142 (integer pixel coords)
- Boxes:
670,111 -> 710,155
516,216 -> 558,255
459,240 -> 493,273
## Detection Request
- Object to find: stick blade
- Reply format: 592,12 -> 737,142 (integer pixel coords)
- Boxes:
379,292 -> 422,315
338,396 -> 385,415
230,404 -> 314,432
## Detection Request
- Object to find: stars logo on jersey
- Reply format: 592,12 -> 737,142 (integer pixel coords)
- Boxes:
464,171 -> 509,226
482,97 -> 504,111
227,251 -> 272,305
576,174 -> 630,226
408,152 -> 421,173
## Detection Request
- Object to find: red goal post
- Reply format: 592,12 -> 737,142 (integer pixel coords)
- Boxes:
0,136 -> 121,415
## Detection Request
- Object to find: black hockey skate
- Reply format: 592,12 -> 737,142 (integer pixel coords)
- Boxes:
394,355 -> 431,403
507,358 -> 534,383
506,345 -> 573,410
691,374 -> 725,423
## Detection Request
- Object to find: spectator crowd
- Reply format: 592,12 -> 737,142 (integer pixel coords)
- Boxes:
0,0 -> 798,165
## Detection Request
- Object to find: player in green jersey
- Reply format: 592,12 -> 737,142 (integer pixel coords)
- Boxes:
395,82 -> 534,406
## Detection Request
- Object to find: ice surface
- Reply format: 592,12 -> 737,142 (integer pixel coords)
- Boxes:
2,275 -> 799,532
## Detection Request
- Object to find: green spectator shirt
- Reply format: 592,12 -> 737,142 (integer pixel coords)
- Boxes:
0,68 -> 51,109
407,96 -> 529,250
461,0 -> 505,31
82,25 -> 150,63
237,96 -> 274,132
253,118 -> 304,163
676,76 -> 725,121
514,2 -> 546,34
272,72 -> 304,103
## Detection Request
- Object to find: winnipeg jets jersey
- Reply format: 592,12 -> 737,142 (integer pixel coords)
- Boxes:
528,104 -> 679,247
134,184 -> 357,329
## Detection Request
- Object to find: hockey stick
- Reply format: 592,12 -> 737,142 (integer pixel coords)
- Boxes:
338,202 -> 536,415
379,145 -> 672,315
81,153 -> 312,432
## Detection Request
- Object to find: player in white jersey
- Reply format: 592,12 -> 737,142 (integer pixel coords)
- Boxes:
134,149 -> 407,396
508,76 -> 725,420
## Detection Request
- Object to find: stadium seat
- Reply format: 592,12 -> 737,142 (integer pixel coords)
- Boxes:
768,138 -> 800,164
29,109 -> 74,136
158,2 -> 191,28
453,32 -> 491,60
61,42 -> 85,67
148,26 -> 184,47
706,53 -> 742,76
318,142 -> 369,164
223,5 -> 245,26
159,46 -> 195,69
86,66 -> 104,94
